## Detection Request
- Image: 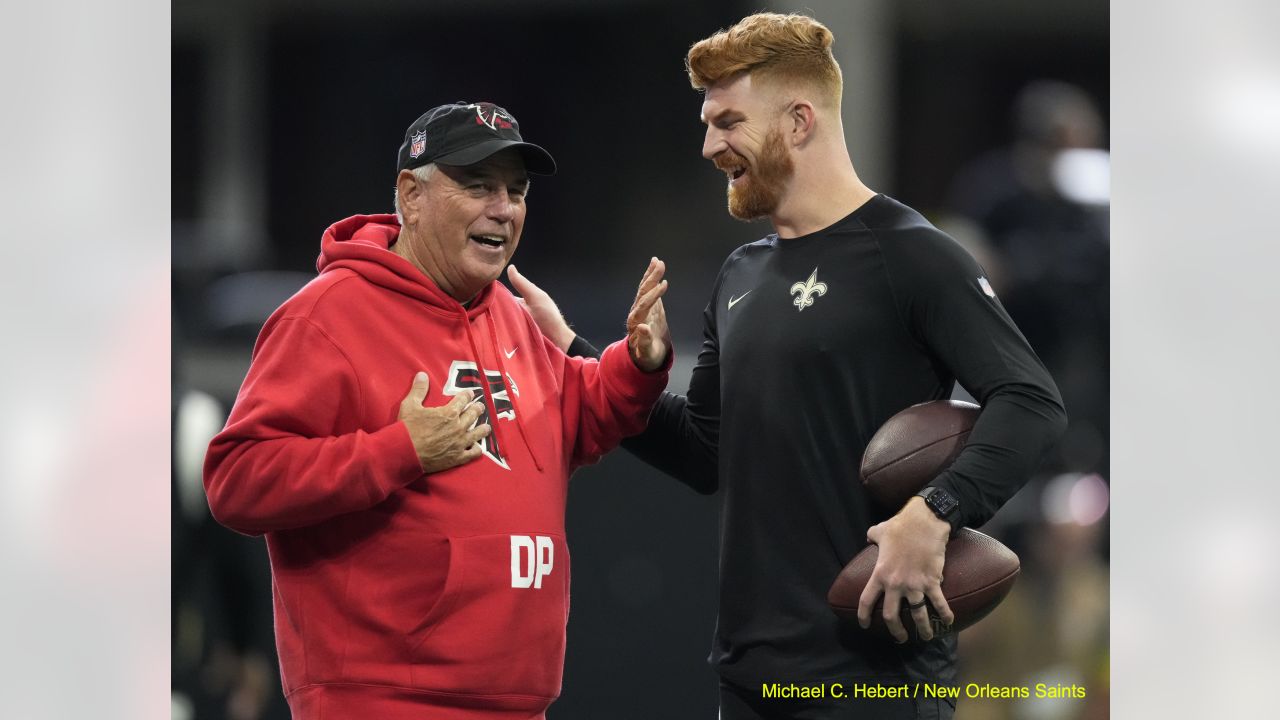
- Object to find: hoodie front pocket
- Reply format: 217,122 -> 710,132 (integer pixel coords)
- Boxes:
408,532 -> 570,700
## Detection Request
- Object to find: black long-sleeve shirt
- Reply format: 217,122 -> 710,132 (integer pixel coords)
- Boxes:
572,194 -> 1066,689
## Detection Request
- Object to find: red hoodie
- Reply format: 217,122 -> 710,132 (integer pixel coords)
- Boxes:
204,214 -> 669,719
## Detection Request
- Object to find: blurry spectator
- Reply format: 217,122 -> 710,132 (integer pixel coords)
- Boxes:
946,80 -> 1109,477
945,86 -> 1111,714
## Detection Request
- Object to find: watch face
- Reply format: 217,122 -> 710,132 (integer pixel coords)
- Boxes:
928,488 -> 960,516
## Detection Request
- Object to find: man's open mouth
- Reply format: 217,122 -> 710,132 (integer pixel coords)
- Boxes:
471,234 -> 506,248
726,166 -> 748,184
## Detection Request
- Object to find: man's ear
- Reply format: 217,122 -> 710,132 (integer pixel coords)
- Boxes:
396,169 -> 424,224
788,100 -> 817,147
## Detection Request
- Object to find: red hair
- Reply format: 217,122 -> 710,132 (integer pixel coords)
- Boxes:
686,13 -> 842,107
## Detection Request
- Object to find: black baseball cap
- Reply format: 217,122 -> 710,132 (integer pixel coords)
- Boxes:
396,101 -> 557,176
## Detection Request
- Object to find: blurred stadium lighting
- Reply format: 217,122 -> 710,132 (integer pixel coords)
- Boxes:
1051,149 -> 1110,206
1042,472 -> 1109,526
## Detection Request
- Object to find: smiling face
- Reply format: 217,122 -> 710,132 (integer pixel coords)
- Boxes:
700,73 -> 795,220
396,149 -> 530,301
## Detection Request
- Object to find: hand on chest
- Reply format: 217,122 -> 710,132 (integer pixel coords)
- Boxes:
360,317 -> 550,472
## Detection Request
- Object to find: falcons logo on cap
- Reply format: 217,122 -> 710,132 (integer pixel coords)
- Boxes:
469,103 -> 514,131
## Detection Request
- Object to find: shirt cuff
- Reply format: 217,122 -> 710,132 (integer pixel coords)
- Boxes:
568,335 -> 601,359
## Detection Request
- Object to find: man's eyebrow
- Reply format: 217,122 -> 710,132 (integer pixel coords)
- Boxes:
703,109 -> 743,126
491,172 -> 530,191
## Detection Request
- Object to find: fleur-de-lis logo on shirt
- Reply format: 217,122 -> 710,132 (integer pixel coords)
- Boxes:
789,268 -> 828,312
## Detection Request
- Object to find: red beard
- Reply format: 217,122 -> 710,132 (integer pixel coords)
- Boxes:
716,127 -> 795,221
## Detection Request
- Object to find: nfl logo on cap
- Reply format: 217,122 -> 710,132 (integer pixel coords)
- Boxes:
409,130 -> 427,159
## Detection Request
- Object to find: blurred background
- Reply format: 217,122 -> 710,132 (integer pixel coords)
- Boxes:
171,1 -> 1108,718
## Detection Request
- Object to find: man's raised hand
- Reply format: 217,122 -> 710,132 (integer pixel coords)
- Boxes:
627,257 -> 671,372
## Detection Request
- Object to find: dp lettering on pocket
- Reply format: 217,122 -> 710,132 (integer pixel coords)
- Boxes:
510,535 -> 554,589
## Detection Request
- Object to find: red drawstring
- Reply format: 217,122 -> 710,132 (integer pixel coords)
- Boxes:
487,311 -> 543,471
458,304 -> 543,473
460,308 -> 508,469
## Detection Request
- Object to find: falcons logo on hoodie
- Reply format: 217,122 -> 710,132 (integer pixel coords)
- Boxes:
443,360 -> 515,469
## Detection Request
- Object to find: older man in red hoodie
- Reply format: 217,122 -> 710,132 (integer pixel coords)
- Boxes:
204,101 -> 672,720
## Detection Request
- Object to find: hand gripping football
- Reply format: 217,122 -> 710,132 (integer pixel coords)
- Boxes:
826,528 -> 1020,641
830,399 -> 1020,639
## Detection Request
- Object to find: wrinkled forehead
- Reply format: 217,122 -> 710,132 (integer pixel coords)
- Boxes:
699,73 -> 777,125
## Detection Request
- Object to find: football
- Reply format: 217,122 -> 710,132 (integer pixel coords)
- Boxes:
860,400 -> 981,511
826,528 -> 1020,641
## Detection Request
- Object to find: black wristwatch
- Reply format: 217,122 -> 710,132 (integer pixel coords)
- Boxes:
915,486 -> 960,522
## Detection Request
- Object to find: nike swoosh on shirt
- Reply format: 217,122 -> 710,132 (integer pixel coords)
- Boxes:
727,291 -> 752,310
505,346 -> 518,358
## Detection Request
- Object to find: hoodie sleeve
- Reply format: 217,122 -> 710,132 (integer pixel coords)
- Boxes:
565,329 -> 720,494
545,334 -> 670,471
203,316 -> 424,536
